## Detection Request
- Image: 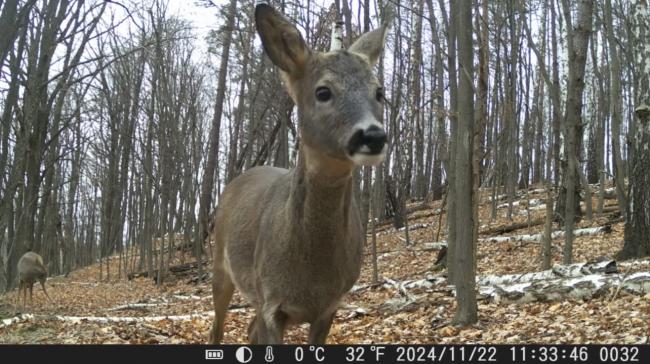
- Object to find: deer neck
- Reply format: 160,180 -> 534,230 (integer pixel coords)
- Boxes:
289,145 -> 356,238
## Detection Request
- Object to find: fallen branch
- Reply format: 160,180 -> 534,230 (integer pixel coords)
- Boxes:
480,218 -> 545,236
378,296 -> 428,314
107,303 -> 165,312
497,199 -> 542,210
171,295 -> 201,301
478,272 -> 650,303
339,303 -> 369,319
1,312 -> 216,329
383,276 -> 447,299
66,282 -> 100,286
526,203 -> 619,214
366,259 -> 650,307
421,225 -> 613,249
619,259 -> 650,269
1,301 -> 366,330
419,242 -> 448,251
477,260 -> 618,286
384,278 -> 417,301
170,294 -> 212,301
127,260 -> 209,281
481,225 -> 612,244
350,281 -> 386,294
487,193 -> 509,202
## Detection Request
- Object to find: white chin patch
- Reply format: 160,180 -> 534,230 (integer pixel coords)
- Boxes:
350,146 -> 387,166
351,153 -> 385,166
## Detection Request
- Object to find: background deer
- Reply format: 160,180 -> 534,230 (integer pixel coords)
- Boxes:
16,251 -> 52,307
208,4 -> 388,344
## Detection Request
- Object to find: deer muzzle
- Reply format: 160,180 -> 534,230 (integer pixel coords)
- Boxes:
347,122 -> 387,166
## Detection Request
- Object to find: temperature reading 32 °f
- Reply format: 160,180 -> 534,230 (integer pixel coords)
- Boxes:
345,346 -> 386,362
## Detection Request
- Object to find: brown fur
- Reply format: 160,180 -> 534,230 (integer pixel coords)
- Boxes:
208,4 -> 387,344
16,252 -> 51,307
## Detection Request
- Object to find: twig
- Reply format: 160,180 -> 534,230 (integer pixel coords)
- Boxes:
609,264 -> 634,301
431,320 -> 451,331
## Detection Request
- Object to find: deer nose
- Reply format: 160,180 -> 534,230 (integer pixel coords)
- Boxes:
348,125 -> 387,155
362,126 -> 387,154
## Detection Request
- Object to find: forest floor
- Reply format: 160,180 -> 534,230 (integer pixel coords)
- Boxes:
1,186 -> 649,344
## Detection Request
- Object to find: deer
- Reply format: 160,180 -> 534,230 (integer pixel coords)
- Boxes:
16,251 -> 52,307
208,4 -> 388,344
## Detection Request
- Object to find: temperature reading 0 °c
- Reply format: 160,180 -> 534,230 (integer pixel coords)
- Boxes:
294,346 -> 325,362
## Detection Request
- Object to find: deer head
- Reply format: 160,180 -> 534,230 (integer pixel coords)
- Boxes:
255,4 -> 388,172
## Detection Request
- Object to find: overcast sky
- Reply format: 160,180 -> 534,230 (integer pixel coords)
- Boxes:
165,0 -> 222,55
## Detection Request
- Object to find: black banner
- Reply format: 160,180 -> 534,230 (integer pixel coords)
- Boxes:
0,344 -> 647,364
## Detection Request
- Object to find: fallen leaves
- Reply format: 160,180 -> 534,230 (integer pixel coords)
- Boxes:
438,326 -> 459,337
0,186 -> 648,344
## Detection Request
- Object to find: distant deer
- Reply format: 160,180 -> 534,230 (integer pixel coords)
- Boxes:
16,252 -> 52,307
208,4 -> 388,344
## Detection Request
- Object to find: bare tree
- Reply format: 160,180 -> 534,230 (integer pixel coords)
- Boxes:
196,0 -> 238,283
620,0 -> 650,259
560,0 -> 593,264
1,0 -> 107,291
604,0 -> 628,217
451,0 -> 477,325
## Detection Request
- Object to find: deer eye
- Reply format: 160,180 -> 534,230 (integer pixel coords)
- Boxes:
375,87 -> 384,102
315,86 -> 332,102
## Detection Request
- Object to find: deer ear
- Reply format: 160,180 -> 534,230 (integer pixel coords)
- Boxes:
348,24 -> 388,67
255,4 -> 310,76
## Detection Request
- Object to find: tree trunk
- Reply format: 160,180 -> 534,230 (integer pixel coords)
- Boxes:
473,0 -> 488,252
604,0 -> 628,219
196,0 -> 238,282
550,1 -> 562,185
541,185 -> 554,269
560,0 -> 593,265
619,0 -> 650,259
439,0 -> 458,285
411,0 -> 425,200
452,0 -> 478,325
425,0 -> 446,201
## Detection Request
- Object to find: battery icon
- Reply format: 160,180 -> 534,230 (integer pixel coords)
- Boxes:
205,349 -> 224,360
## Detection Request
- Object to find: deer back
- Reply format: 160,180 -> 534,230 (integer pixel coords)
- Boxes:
18,252 -> 47,285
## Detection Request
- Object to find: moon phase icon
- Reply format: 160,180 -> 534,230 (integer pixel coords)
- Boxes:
235,346 -> 253,363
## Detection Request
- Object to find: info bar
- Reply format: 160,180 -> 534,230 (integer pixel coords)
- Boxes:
0,344 -> 646,364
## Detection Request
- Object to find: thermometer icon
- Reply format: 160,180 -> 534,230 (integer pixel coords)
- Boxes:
265,346 -> 274,362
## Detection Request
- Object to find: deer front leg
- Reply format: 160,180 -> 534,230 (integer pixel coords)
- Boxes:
28,284 -> 33,305
17,283 -> 23,307
40,280 -> 53,303
257,304 -> 287,344
308,311 -> 336,344
208,269 -> 235,344
247,314 -> 259,344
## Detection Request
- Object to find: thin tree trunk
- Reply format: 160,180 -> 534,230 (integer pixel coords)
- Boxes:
196,0 -> 238,283
473,0 -> 488,255
542,185 -> 554,269
604,0 -> 628,218
439,0 -> 458,285
560,0 -> 594,265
